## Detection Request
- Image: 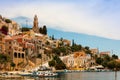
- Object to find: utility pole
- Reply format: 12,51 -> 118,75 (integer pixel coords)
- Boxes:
111,50 -> 113,55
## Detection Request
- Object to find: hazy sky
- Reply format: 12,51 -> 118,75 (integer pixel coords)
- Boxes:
1,0 -> 120,40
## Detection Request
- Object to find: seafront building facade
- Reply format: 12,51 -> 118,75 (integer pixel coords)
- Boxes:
4,35 -> 26,70
63,51 -> 91,70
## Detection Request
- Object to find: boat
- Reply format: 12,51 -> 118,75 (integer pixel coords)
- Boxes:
18,70 -> 58,77
19,72 -> 32,76
43,71 -> 58,77
0,72 -> 24,79
31,71 -> 58,77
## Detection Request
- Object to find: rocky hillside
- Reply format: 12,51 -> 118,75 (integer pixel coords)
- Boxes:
0,15 -> 20,35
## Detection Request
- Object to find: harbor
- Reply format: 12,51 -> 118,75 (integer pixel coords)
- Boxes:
0,71 -> 119,80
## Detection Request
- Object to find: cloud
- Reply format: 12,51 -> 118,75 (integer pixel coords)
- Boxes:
1,0 -> 120,40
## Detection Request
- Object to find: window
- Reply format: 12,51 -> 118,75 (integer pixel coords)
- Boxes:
42,44 -> 44,46
14,52 -> 17,58
9,42 -> 11,44
40,47 -> 41,49
8,52 -> 11,55
22,53 -> 24,58
18,53 -> 20,58
9,46 -> 11,49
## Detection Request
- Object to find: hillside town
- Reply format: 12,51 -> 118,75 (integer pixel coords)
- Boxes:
0,15 -> 120,72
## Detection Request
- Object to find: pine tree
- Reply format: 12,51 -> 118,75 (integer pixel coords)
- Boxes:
52,35 -> 54,40
39,27 -> 43,34
42,25 -> 47,35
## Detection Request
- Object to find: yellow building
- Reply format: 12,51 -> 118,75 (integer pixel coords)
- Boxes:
63,51 -> 91,70
4,35 -> 26,70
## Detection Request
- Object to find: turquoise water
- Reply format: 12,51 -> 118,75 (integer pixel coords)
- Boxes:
24,72 -> 120,80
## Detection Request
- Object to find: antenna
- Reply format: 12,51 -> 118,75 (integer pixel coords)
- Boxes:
111,50 -> 113,55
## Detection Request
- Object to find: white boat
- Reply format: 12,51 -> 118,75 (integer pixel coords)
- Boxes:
19,70 -> 58,77
43,71 -> 58,77
32,71 -> 58,77
35,71 -> 44,77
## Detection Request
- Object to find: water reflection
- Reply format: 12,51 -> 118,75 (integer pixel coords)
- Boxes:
25,77 -> 60,80
23,72 -> 120,80
35,77 -> 60,80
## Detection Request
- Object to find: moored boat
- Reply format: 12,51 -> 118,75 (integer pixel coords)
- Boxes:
19,70 -> 58,77
31,71 -> 58,77
43,71 -> 58,77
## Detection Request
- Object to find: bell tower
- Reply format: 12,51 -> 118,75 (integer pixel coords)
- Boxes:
32,15 -> 39,33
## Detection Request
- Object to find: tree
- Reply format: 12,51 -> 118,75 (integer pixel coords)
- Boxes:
59,47 -> 66,54
0,54 -> 11,70
52,48 -> 61,55
48,60 -> 55,67
101,55 -> 111,67
71,44 -> 82,52
10,62 -> 16,70
52,35 -> 55,40
85,46 -> 89,50
1,25 -> 8,35
103,55 -> 111,62
107,60 -> 116,70
5,19 -> 12,23
0,54 -> 11,63
21,27 -> 30,32
96,57 -> 103,65
48,55 -> 66,70
112,54 -> 118,60
107,60 -> 120,70
102,61 -> 108,68
39,25 -> 47,35
53,56 -> 66,70
55,62 -> 66,70
115,61 -> 120,70
39,27 -> 43,34
42,25 -> 47,35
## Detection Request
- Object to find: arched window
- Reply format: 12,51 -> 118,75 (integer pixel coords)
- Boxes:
22,53 -> 24,58
14,52 -> 17,58
18,53 -> 20,58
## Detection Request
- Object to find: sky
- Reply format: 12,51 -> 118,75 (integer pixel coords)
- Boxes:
1,0 -> 120,40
